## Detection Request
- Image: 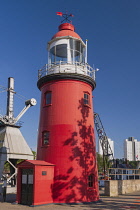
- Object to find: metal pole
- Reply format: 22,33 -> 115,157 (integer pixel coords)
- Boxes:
6,77 -> 15,119
85,39 -> 88,63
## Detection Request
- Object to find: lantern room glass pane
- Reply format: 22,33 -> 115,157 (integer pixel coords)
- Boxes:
50,44 -> 67,63
56,44 -> 67,58
69,38 -> 85,63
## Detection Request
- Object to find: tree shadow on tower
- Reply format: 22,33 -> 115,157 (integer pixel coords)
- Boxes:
52,98 -> 99,203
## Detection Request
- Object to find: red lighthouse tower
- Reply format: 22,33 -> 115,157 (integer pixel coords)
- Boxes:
37,15 -> 99,203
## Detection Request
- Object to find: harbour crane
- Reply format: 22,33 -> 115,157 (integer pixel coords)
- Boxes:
94,112 -> 114,175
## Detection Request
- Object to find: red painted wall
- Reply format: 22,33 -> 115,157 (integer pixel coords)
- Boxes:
33,165 -> 54,205
37,79 -> 99,203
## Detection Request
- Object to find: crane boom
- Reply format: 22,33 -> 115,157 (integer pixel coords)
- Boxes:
94,112 -> 113,158
14,98 -> 37,124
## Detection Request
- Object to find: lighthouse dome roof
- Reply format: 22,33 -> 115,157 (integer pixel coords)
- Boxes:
51,23 -> 81,40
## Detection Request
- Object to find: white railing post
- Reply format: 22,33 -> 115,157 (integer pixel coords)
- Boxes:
59,61 -> 61,73
93,70 -> 95,80
75,61 -> 77,73
46,64 -> 47,76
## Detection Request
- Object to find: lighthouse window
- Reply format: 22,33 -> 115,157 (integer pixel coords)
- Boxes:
84,93 -> 90,106
88,174 -> 94,187
42,131 -> 50,146
45,92 -> 52,105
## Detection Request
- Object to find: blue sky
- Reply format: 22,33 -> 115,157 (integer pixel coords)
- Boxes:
0,0 -> 140,158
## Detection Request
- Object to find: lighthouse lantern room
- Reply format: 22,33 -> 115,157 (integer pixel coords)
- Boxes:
38,23 -> 96,80
36,13 -> 99,204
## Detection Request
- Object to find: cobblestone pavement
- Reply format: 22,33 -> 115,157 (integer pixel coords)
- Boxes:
0,191 -> 140,210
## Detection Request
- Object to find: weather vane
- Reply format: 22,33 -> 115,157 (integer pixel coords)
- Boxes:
56,12 -> 74,23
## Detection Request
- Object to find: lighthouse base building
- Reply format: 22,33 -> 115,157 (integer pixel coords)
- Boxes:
17,18 -> 99,205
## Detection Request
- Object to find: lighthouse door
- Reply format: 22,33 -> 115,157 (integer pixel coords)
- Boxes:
21,168 -> 33,205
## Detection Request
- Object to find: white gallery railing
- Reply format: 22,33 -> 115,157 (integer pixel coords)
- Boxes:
38,61 -> 99,80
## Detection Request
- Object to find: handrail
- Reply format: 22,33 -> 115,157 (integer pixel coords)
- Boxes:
38,61 -> 98,81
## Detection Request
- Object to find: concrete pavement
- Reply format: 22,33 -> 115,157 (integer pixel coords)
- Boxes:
0,190 -> 140,209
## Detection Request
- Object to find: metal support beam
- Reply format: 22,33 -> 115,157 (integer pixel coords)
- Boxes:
7,159 -> 17,184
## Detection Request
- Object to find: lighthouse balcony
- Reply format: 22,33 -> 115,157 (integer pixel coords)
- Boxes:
38,61 -> 96,80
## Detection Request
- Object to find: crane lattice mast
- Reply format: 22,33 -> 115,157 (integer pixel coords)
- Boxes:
94,112 -> 114,174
